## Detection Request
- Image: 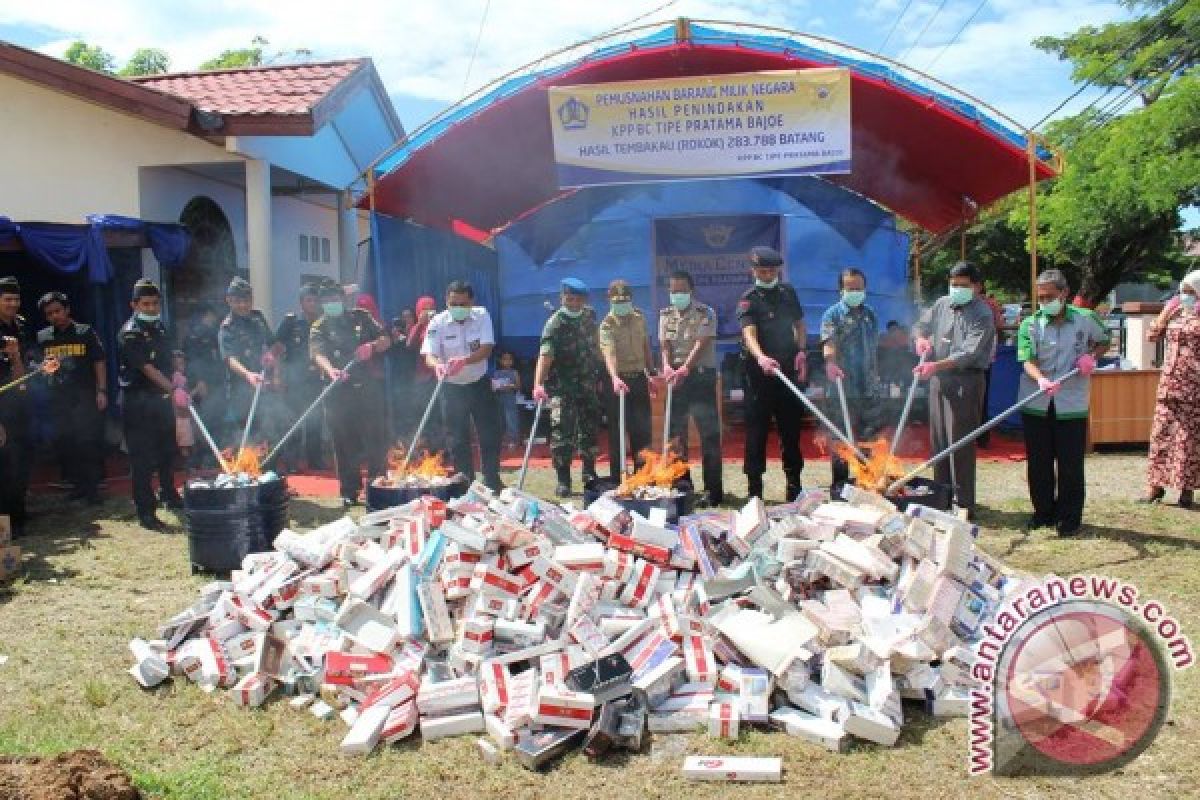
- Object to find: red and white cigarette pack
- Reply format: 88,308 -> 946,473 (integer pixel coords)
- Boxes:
533,686 -> 595,730
655,683 -> 715,713
484,712 -> 517,750
506,539 -> 551,570
417,676 -> 480,716
567,614 -> 609,654
324,651 -> 394,686
340,703 -> 390,755
607,532 -> 671,566
554,542 -> 606,573
362,671 -> 420,712
382,515 -> 427,558
416,580 -> 454,644
420,710 -> 485,741
619,559 -> 660,608
349,549 -> 405,600
683,631 -> 717,687
470,564 -> 523,600
708,701 -> 740,739
529,556 -> 577,597
603,549 -> 635,583
231,672 -> 273,708
633,655 -> 685,708
565,571 -> 601,629
682,756 -> 781,783
382,699 -> 418,743
503,668 -> 539,728
630,515 -> 679,550
649,594 -> 682,640
461,616 -> 496,655
472,592 -> 518,620
479,660 -> 511,713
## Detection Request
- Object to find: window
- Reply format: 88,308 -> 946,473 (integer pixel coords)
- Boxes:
321,237 -> 331,263
298,234 -> 309,262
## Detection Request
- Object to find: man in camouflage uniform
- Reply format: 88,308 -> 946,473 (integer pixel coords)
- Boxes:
217,276 -> 278,449
532,278 -> 602,497
309,280 -> 391,508
275,281 -> 326,470
599,279 -> 656,479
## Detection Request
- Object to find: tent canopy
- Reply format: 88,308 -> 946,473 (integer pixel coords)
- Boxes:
366,21 -> 1057,236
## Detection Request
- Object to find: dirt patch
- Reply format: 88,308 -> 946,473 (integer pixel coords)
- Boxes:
0,750 -> 138,800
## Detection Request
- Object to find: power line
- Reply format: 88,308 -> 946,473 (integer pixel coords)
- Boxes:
877,0 -> 916,54
461,0 -> 492,95
925,0 -> 989,70
899,0 -> 950,63
592,0 -> 679,41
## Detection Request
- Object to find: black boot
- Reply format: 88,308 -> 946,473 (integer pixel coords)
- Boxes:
785,472 -> 803,503
746,475 -> 763,500
555,465 -> 572,497
581,458 -> 598,485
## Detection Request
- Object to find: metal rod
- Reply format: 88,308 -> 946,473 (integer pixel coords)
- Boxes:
188,403 -> 231,474
888,353 -> 928,458
660,382 -> 673,460
0,360 -> 51,395
775,371 -> 868,463
945,404 -> 958,506
517,398 -> 544,490
262,360 -> 356,468
238,377 -> 265,456
401,377 -> 446,472
618,390 -> 627,477
835,376 -> 854,446
887,367 -> 1082,494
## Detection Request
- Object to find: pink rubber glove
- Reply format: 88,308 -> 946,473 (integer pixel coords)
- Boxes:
446,357 -> 467,377
612,375 -> 629,395
172,372 -> 188,390
825,363 -> 845,382
245,372 -> 264,387
329,368 -> 347,383
172,388 -> 190,410
261,351 -> 276,369
671,365 -> 689,386
794,353 -> 808,383
1038,376 -> 1060,396
1075,353 -> 1097,376
355,342 -> 374,362
757,355 -> 780,375
532,385 -> 549,403
915,338 -> 933,357
913,361 -> 939,381
434,363 -> 448,381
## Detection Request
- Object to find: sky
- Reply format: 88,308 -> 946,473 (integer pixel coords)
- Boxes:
0,0 -> 1135,134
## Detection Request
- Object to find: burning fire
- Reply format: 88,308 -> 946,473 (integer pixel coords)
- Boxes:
383,445 -> 452,484
617,449 -> 690,496
835,437 -> 904,490
221,443 -> 266,478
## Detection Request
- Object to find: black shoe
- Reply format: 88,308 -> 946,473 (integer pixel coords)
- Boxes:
707,490 -> 724,507
1056,521 -> 1082,537
581,459 -> 598,485
484,474 -> 504,492
138,512 -> 165,532
1024,514 -> 1055,531
340,496 -> 357,511
1179,491 -> 1194,509
747,476 -> 763,500
160,492 -> 185,511
1136,488 -> 1165,504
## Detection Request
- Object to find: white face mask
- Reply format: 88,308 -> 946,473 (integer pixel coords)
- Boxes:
1182,292 -> 1198,310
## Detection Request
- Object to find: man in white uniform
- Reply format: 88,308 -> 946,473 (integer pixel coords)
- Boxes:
421,280 -> 503,490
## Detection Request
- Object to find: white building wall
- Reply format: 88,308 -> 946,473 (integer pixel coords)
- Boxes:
269,193 -> 341,322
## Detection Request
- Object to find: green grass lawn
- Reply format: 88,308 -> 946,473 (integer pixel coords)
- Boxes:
0,455 -> 1196,799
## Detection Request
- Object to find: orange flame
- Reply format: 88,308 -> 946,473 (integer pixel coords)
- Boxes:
383,444 -> 452,484
221,443 -> 266,477
835,436 -> 904,490
617,449 -> 690,496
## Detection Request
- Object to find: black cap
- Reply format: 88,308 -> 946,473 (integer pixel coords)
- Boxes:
0,276 -> 19,295
299,281 -> 320,298
749,246 -> 783,267
226,276 -> 253,297
37,291 -> 68,310
131,278 -> 161,300
318,279 -> 344,298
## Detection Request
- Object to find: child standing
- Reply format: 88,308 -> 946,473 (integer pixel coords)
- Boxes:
491,351 -> 521,449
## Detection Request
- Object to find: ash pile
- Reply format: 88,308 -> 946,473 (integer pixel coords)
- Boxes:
129,481 -> 1020,768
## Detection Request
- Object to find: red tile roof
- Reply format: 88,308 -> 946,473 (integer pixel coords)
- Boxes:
131,59 -> 368,116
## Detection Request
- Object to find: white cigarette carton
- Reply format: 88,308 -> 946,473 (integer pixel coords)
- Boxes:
708,702 -> 740,739
334,599 -> 399,654
128,638 -> 169,688
534,686 -> 595,730
340,703 -> 390,755
682,756 -> 781,783
420,710 -> 485,741
844,701 -> 901,746
770,707 -> 846,751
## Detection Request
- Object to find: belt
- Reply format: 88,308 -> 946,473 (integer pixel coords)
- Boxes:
941,367 -> 985,376
617,370 -> 648,380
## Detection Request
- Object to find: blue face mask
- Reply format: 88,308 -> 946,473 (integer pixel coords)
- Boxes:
135,312 -> 160,324
842,289 -> 866,308
669,292 -> 692,310
560,306 -> 583,319
322,301 -> 344,317
948,286 -> 974,307
755,278 -> 779,290
611,301 -> 633,317
1041,298 -> 1064,316
449,306 -> 471,322
1181,293 -> 1197,310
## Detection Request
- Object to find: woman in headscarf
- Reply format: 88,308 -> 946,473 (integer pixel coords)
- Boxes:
1141,270 -> 1200,508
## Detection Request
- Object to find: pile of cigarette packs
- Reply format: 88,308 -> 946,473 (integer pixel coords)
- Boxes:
129,481 -> 1017,773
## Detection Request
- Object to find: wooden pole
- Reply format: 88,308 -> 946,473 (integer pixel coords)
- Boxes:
1027,137 -> 1039,303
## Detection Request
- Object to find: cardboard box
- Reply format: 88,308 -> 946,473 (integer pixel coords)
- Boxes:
534,686 -> 595,730
421,710 -> 485,741
682,756 -> 782,783
708,701 -> 739,739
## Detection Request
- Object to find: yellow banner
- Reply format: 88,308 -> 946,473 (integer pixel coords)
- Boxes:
547,68 -> 851,186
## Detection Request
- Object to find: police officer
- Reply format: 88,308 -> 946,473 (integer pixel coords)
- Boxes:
275,282 -> 326,470
217,276 -> 277,448
420,279 -> 503,490
737,246 -> 808,501
182,303 -> 224,464
600,279 -> 657,478
36,291 -> 107,504
913,261 -> 997,517
309,280 -> 391,508
118,279 -> 184,531
532,278 -> 602,497
820,267 -> 883,489
0,276 -> 34,536
659,269 -> 723,506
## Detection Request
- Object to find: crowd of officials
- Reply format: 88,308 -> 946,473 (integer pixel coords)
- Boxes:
1,247 -> 1194,538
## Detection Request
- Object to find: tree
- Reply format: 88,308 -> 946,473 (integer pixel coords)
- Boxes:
198,36 -> 268,70
1025,0 -> 1200,303
63,40 -> 115,74
119,47 -> 170,77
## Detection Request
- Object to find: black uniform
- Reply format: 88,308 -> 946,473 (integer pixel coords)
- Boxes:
37,322 -> 106,499
737,282 -> 807,497
217,310 -> 274,447
0,314 -> 34,529
118,315 -> 179,515
276,312 -> 325,469
309,309 -> 387,500
182,318 -> 225,461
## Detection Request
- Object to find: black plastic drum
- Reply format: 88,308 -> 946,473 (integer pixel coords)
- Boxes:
365,475 -> 469,512
582,477 -> 695,524
183,477 -> 289,574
